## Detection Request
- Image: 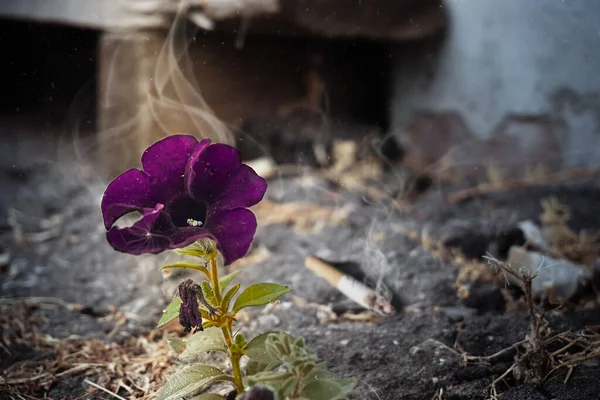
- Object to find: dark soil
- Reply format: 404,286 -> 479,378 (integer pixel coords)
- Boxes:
1,129 -> 600,400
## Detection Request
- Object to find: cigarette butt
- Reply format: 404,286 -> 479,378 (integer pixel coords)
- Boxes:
305,256 -> 344,286
304,256 -> 395,316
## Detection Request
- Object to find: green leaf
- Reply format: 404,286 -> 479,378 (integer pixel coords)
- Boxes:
219,270 -> 241,291
167,338 -> 187,354
220,284 -> 240,311
158,297 -> 182,328
245,360 -> 271,375
179,327 -> 228,363
234,332 -> 246,347
188,394 -> 224,400
244,331 -> 281,363
244,331 -> 300,377
161,262 -> 210,279
201,281 -> 217,306
245,371 -> 293,389
202,320 -> 220,329
156,365 -> 235,400
337,378 -> 357,396
176,239 -> 217,258
303,369 -> 356,398
232,283 -> 291,312
300,379 -> 345,400
202,321 -> 219,329
279,376 -> 298,397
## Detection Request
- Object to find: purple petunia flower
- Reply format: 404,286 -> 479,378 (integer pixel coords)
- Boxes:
101,135 -> 267,265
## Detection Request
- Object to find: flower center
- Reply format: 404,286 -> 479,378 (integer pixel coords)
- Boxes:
186,218 -> 203,227
166,195 -> 207,228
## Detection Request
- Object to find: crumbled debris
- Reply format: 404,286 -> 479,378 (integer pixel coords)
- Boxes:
540,197 -> 600,267
507,246 -> 592,301
518,220 -> 552,253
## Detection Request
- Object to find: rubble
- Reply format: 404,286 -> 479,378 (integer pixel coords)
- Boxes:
507,246 -> 592,300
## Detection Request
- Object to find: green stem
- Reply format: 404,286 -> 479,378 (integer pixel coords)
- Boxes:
222,327 -> 244,393
209,254 -> 222,303
230,352 -> 244,394
209,252 -> 244,394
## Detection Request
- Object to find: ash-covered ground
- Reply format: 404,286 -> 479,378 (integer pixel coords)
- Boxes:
1,127 -> 600,400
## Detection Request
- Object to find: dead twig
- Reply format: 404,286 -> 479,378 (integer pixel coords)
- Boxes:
0,297 -> 83,311
424,338 -> 526,367
430,387 -> 444,400
475,255 -> 600,395
483,254 -> 549,384
84,379 -> 128,400
461,340 -> 528,364
447,167 -> 595,203
489,364 -> 515,395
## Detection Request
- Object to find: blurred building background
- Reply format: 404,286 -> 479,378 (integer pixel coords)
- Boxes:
0,0 -> 599,182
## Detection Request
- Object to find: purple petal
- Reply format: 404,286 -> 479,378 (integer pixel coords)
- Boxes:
106,204 -> 215,255
101,169 -> 155,229
186,143 -> 243,203
206,208 -> 257,265
209,165 -> 267,211
167,226 -> 215,250
106,205 -> 172,254
141,135 -> 198,203
188,138 -> 212,165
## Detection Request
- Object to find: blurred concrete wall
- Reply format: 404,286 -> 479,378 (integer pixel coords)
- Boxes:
392,0 -> 600,177
0,0 -> 110,29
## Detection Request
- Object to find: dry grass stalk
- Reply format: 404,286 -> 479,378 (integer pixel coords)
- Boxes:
540,197 -> 600,267
394,225 -> 502,299
484,161 -> 505,188
462,255 -> 600,394
430,387 -> 444,400
447,167 -> 594,203
483,254 -> 549,384
523,164 -> 552,183
323,140 -> 383,191
454,255 -> 504,299
0,300 -> 179,399
253,199 -> 353,233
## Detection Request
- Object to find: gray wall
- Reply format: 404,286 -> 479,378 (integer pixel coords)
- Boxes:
391,0 -> 600,169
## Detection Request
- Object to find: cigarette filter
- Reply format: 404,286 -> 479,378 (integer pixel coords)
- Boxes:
305,256 -> 394,316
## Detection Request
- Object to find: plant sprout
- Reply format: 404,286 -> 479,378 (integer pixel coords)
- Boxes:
101,135 -> 355,399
